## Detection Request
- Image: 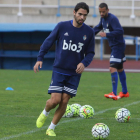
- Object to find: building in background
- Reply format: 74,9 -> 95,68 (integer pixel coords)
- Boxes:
0,0 -> 140,69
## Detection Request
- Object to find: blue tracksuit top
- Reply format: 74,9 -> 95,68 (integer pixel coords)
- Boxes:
37,20 -> 95,75
93,13 -> 125,47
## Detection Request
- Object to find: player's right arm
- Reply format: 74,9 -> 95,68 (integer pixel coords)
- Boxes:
93,18 -> 103,35
33,23 -> 60,72
37,23 -> 60,62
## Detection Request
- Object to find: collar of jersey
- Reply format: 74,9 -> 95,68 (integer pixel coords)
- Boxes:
71,20 -> 84,28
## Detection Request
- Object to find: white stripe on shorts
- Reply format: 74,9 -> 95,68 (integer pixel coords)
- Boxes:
110,58 -> 121,62
110,57 -> 126,63
48,86 -> 63,91
123,57 -> 126,61
64,86 -> 77,95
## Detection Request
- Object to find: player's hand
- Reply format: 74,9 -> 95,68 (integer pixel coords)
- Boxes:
99,32 -> 106,37
33,61 -> 43,73
76,63 -> 85,74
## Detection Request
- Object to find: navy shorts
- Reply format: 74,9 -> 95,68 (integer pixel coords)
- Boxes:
110,45 -> 126,64
48,71 -> 81,97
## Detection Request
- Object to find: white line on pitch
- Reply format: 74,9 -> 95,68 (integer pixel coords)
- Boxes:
84,68 -> 140,73
0,100 -> 140,140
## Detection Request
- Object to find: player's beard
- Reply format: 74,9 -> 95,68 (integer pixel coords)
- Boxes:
74,15 -> 84,25
101,13 -> 108,18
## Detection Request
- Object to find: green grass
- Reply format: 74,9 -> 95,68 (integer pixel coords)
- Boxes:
0,70 -> 140,140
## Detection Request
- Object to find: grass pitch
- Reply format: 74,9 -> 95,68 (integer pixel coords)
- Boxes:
0,70 -> 140,140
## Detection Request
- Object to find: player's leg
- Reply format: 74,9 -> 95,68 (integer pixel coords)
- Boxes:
46,93 -> 71,136
36,93 -> 62,128
46,74 -> 81,136
51,93 -> 71,125
45,93 -> 62,111
36,71 -> 64,128
117,63 -> 129,99
104,48 -> 118,100
104,65 -> 118,99
109,66 -> 118,96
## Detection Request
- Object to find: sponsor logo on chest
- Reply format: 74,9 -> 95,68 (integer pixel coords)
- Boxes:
62,40 -> 84,53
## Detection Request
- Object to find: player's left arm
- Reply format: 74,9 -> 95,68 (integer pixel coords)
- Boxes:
106,17 -> 124,38
77,31 -> 95,73
76,63 -> 85,74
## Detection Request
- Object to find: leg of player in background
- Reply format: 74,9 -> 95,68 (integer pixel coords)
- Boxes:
117,68 -> 129,99
117,68 -> 127,93
104,66 -> 118,100
109,67 -> 118,96
116,46 -> 129,99
46,93 -> 71,136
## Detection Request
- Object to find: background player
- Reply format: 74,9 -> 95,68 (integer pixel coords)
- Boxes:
33,2 -> 95,136
93,3 -> 129,100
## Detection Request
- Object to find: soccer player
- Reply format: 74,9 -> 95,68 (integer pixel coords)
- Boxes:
33,2 -> 95,136
93,3 -> 129,100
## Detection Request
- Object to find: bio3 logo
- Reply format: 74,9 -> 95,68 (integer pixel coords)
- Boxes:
62,40 -> 84,53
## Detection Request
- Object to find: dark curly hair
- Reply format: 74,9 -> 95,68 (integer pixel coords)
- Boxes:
74,2 -> 89,14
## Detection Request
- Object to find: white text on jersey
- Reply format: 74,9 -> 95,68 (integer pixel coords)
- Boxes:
63,40 -> 84,53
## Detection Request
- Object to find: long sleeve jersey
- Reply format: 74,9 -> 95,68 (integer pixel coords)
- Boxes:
93,13 -> 125,47
37,20 -> 95,75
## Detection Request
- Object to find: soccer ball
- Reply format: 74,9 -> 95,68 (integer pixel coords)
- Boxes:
115,108 -> 131,123
62,104 -> 74,118
91,123 -> 110,139
71,103 -> 81,117
79,105 -> 94,118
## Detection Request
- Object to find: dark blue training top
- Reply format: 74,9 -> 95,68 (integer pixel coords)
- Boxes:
93,13 -> 125,47
37,20 -> 95,75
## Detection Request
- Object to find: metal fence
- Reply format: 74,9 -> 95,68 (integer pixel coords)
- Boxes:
0,0 -> 139,18
99,36 -> 140,61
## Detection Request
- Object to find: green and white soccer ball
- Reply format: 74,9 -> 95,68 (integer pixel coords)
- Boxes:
91,123 -> 110,140
71,103 -> 81,117
63,104 -> 74,118
115,108 -> 131,123
79,105 -> 94,118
